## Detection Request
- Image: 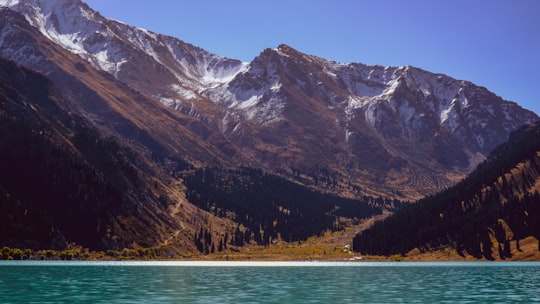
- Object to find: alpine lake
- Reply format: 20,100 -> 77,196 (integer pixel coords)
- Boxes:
1,260 -> 539,303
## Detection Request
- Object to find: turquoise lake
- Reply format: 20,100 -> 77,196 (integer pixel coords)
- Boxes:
1,261 -> 539,303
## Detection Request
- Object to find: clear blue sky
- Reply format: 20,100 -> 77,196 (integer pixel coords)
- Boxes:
84,0 -> 540,116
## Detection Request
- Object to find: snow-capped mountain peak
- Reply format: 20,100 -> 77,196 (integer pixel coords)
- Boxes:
1,0 -> 245,96
0,0 -> 537,198
1,0 -> 126,73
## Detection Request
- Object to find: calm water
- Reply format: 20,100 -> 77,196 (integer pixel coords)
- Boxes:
1,261 -> 539,303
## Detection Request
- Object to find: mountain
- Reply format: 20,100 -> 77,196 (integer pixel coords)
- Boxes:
1,0 -> 538,200
206,45 -> 538,198
353,121 -> 540,259
0,56 -> 387,253
0,0 -> 538,254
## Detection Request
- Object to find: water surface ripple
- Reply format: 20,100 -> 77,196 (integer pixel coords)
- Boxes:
1,261 -> 539,303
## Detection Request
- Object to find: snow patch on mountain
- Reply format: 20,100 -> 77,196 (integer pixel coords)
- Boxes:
0,0 -> 133,74
168,84 -> 198,101
363,102 -> 379,127
209,74 -> 285,125
0,0 -> 20,6
382,78 -> 401,97
201,61 -> 249,88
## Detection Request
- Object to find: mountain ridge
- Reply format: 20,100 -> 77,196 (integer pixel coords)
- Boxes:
1,0 -> 538,199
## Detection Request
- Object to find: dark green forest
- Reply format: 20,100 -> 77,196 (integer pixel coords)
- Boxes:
184,167 -> 400,249
353,121 -> 540,259
0,113 -> 142,250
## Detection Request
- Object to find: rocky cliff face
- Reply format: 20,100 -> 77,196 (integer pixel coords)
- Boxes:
1,0 -> 538,199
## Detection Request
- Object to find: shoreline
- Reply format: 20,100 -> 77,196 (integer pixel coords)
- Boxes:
3,236 -> 539,262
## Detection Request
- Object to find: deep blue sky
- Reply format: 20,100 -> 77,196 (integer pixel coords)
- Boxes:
84,0 -> 540,115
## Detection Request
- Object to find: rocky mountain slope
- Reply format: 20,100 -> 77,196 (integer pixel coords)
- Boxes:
1,0 -> 538,200
353,121 -> 540,259
206,45 -> 538,198
0,56 -> 188,251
